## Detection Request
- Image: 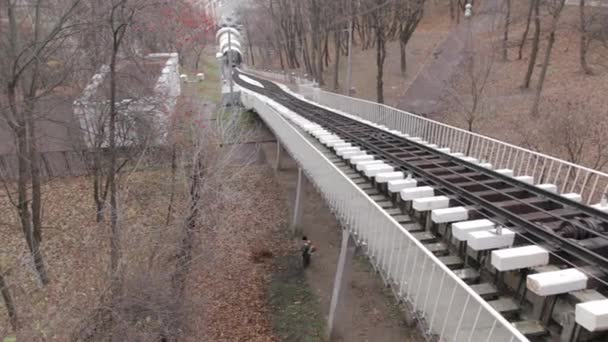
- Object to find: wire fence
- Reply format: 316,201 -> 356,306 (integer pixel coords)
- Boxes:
241,89 -> 529,342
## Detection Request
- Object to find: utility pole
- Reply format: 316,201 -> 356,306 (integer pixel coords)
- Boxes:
345,5 -> 353,96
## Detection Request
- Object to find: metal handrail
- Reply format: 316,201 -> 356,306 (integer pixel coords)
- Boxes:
241,87 -> 529,341
245,68 -> 608,205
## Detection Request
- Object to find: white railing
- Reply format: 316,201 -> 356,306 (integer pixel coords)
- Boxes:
314,90 -> 608,205
243,67 -> 308,85
244,68 -> 608,205
241,90 -> 529,342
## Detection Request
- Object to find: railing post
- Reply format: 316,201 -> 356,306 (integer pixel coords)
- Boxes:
327,228 -> 356,340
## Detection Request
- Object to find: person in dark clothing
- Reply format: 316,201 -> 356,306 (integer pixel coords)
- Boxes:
301,236 -> 315,268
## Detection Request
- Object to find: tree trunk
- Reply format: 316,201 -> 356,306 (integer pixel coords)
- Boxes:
375,29 -> 386,104
94,172 -> 104,222
0,273 -> 18,331
109,51 -> 120,283
317,39 -> 325,85
518,0 -> 534,60
172,158 -> 202,296
278,46 -> 285,70
400,39 -> 407,76
324,33 -> 330,67
333,31 -> 341,90
450,0 -> 455,20
244,19 -> 255,67
531,0 -> 566,117
14,115 -> 49,286
27,105 -> 42,244
523,0 -> 540,89
502,0 -> 511,61
26,105 -> 49,286
579,0 -> 593,75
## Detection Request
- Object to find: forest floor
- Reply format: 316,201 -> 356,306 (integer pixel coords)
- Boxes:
261,142 -> 425,342
254,1 -> 608,172
1,46 -> 424,341
341,2 -> 608,171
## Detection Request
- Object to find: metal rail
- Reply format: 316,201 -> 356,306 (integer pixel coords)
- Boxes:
234,70 -> 608,276
246,68 -> 608,207
240,86 -> 529,342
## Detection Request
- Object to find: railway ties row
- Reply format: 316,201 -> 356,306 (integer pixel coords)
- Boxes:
233,71 -> 608,339
302,112 -> 608,339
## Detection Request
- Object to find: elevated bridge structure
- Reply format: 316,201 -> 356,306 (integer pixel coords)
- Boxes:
231,68 -> 608,342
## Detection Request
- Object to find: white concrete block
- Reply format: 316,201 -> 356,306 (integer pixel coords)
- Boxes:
332,142 -> 352,149
479,162 -> 493,169
311,129 -> 329,136
303,125 -> 320,132
515,175 -> 534,184
452,219 -> 495,241
431,206 -> 468,223
437,148 -> 451,153
591,203 -> 608,213
400,186 -> 435,201
388,179 -> 418,193
461,157 -> 479,163
409,137 -> 423,142
336,146 -> 360,156
495,169 -> 514,177
527,268 -> 588,296
319,135 -> 339,143
450,152 -> 465,157
427,144 -> 439,149
576,299 -> 608,332
315,134 -> 334,140
375,172 -> 404,183
360,162 -> 388,171
356,160 -> 384,171
491,245 -> 549,271
350,155 -> 374,163
413,196 -> 450,211
310,127 -> 327,132
537,183 -> 558,193
325,140 -> 346,147
468,228 -> 515,251
343,150 -> 367,159
562,193 -> 582,203
363,164 -> 394,177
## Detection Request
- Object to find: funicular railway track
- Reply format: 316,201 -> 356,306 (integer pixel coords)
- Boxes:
234,70 -> 608,340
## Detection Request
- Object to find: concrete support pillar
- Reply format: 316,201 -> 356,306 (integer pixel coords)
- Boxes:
291,167 -> 303,234
275,142 -> 282,171
327,229 -> 356,340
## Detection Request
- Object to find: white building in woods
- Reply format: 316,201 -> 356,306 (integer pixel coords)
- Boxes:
74,53 -> 181,149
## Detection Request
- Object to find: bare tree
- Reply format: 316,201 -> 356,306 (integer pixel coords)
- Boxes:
363,0 -> 396,103
518,0 -> 535,60
523,0 -> 541,88
531,0 -> 566,117
439,4 -> 499,151
502,0 -> 511,61
393,0 -> 426,76
1,0 -> 84,286
0,269 -> 18,331
547,99 -> 608,170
